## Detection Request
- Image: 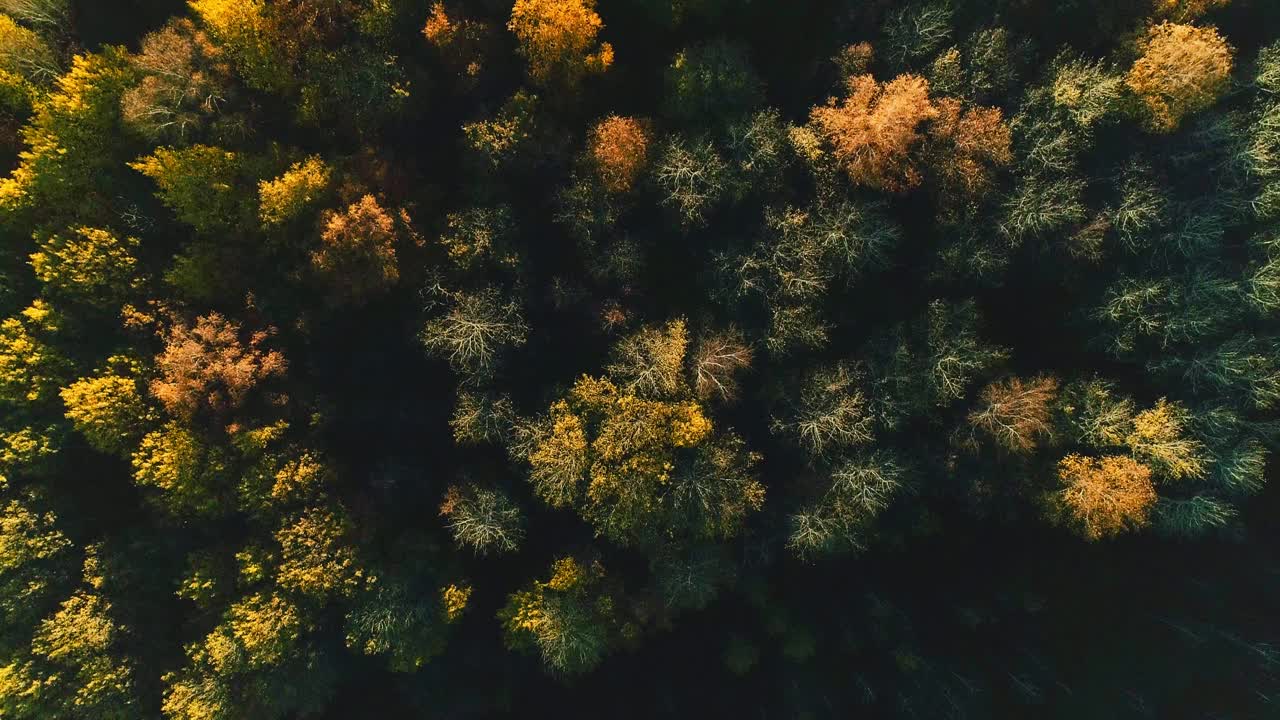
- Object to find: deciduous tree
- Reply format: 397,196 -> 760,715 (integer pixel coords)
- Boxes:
1126,22 -> 1233,133
1051,454 -> 1157,540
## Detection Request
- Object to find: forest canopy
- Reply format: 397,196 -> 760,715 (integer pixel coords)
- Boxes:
1,0 -> 1279,718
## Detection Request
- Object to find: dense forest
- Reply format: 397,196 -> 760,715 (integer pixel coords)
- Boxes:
1,0 -> 1280,717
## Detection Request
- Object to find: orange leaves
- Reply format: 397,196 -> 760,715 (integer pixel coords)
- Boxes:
810,73 -> 937,192
312,195 -> 400,304
926,98 -> 1012,201
150,312 -> 286,421
589,115 -> 650,194
967,375 -> 1059,453
1054,454 -> 1157,540
809,73 -> 1011,197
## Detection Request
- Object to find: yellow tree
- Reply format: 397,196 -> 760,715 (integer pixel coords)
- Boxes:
1125,398 -> 1206,480
60,356 -> 154,456
29,227 -> 141,306
1125,22 -> 1233,133
507,0 -> 613,86
258,156 -> 330,226
1052,454 -> 1157,540
808,73 -> 938,192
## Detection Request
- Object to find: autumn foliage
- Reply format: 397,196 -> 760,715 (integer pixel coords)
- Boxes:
507,0 -> 613,86
1053,454 -> 1158,540
589,115 -> 651,194
312,195 -> 401,303
1126,22 -> 1233,133
809,73 -> 938,192
150,312 -> 287,421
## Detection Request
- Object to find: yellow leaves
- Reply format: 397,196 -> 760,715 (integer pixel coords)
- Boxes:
0,495 -> 70,576
607,318 -> 688,397
1126,398 -> 1206,480
527,399 -> 589,507
258,156 -> 330,226
1054,454 -> 1157,540
1125,22 -> 1233,133
273,506 -> 363,599
547,557 -> 586,591
507,0 -> 612,85
30,227 -> 141,304
188,0 -> 286,92
226,592 -> 301,668
0,300 -> 68,405
33,592 -> 117,663
1153,0 -> 1230,22
441,583 -> 471,621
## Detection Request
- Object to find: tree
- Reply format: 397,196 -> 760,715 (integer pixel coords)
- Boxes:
664,40 -> 763,127
422,2 -> 491,84
0,301 -> 68,407
881,1 -> 953,68
131,422 -> 231,516
0,50 -> 135,218
788,452 -> 904,557
771,363 -> 875,460
344,576 -> 451,672
926,98 -> 1012,201
923,299 -> 1007,406
0,14 -> 58,84
1125,398 -> 1206,480
28,590 -> 137,719
1056,379 -> 1136,448
129,144 -> 258,232
0,0 -> 68,30
522,373 -> 763,545
808,73 -> 938,192
498,557 -> 614,675
188,0 -> 291,93
273,506 -> 364,599
0,486 -> 71,631
1153,0 -> 1230,22
655,134 -> 728,227
1126,22 -> 1234,133
28,227 -> 141,306
59,356 -> 153,455
150,312 -> 287,421
967,375 -> 1059,453
439,484 -> 525,555
606,318 -> 688,398
1051,454 -> 1157,540
507,0 -> 613,87
258,156 -> 330,226
419,287 -> 528,379
311,195 -> 400,303
121,18 -> 237,143
436,205 -> 516,270
589,115 -> 651,194
690,328 -> 752,402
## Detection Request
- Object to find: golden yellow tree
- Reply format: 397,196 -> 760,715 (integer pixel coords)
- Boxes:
1125,398 -> 1206,480
808,73 -> 937,192
1052,454 -> 1157,540
1125,22 -> 1233,133
507,0 -> 613,86
259,156 -> 330,226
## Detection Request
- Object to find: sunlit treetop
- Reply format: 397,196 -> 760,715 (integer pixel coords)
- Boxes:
507,0 -> 613,86
1126,22 -> 1234,133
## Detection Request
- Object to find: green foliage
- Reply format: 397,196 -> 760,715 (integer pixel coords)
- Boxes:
664,40 -> 763,128
130,144 -> 259,233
